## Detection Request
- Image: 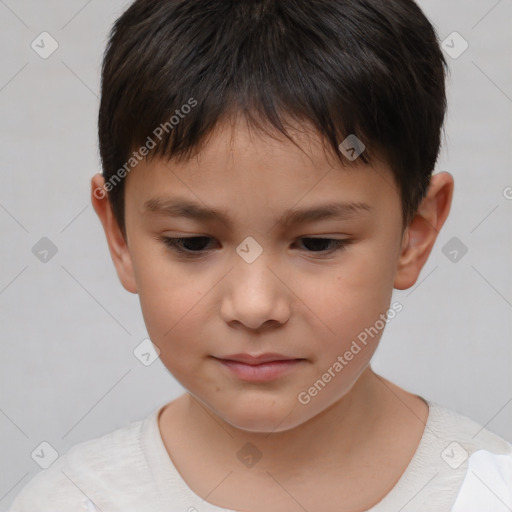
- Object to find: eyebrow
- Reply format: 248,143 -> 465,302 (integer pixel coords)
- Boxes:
142,197 -> 372,229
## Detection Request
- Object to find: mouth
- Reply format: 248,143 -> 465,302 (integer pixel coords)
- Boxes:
212,353 -> 307,382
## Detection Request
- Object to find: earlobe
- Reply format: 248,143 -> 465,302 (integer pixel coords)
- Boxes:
394,172 -> 454,290
90,174 -> 138,294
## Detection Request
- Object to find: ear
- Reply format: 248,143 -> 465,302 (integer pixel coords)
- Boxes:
394,172 -> 454,290
90,174 -> 138,294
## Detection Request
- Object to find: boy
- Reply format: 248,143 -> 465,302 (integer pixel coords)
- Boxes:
8,0 -> 512,511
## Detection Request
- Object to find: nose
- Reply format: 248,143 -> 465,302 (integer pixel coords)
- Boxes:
220,249 -> 291,331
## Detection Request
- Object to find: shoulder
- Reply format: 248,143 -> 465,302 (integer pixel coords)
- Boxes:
7,414 -> 153,512
428,401 -> 512,450
427,401 -> 512,511
427,401 -> 512,462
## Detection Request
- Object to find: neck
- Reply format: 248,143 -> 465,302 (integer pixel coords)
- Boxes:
158,367 -> 429,511
178,367 -> 389,473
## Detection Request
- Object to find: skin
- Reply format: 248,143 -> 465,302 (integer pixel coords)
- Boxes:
91,117 -> 453,512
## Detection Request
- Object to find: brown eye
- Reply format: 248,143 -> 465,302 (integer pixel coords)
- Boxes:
161,236 -> 214,255
298,238 -> 349,254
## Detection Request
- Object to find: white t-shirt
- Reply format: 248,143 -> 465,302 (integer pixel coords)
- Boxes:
7,401 -> 512,512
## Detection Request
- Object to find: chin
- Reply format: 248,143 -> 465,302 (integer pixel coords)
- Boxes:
213,398 -> 311,434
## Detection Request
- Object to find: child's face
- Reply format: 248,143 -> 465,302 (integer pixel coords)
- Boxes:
119,119 -> 406,432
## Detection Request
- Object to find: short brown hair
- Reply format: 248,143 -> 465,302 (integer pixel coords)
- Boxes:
98,0 -> 448,237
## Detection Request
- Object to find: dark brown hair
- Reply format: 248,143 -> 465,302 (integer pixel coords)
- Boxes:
98,0 -> 448,237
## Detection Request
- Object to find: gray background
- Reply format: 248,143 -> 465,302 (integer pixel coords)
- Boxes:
0,0 -> 511,509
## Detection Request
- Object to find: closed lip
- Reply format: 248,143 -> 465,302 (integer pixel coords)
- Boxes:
213,353 -> 304,365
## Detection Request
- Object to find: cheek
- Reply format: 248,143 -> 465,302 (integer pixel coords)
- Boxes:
302,246 -> 397,347
131,247 -> 210,358
137,279 -> 211,384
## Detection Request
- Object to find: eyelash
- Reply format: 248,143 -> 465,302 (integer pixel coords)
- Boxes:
159,236 -> 350,258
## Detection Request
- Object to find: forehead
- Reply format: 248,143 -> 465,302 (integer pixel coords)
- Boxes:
124,118 -> 400,226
